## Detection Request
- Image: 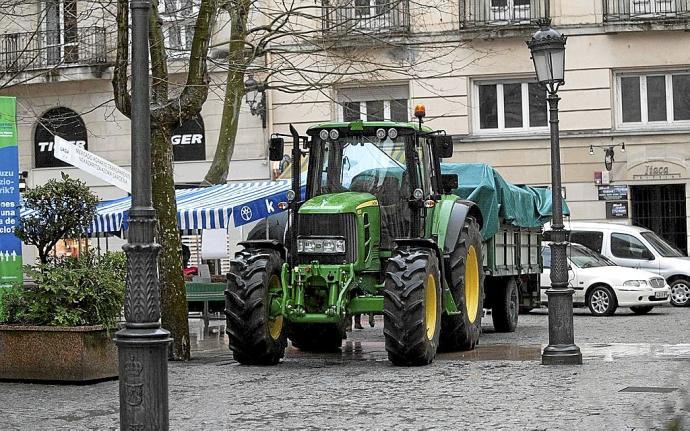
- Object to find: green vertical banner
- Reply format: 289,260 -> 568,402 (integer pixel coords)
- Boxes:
0,97 -> 22,288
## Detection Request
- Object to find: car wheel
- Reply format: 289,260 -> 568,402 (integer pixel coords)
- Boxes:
586,286 -> 617,316
669,279 -> 690,307
630,305 -> 654,315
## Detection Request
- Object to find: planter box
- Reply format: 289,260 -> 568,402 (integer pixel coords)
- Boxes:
0,325 -> 118,382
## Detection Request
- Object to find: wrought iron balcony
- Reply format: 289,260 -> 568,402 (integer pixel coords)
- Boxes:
321,0 -> 410,36
604,0 -> 690,22
460,0 -> 547,28
0,26 -> 108,73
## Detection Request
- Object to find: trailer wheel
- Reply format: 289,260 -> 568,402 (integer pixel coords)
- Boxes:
439,218 -> 485,352
287,322 -> 345,352
383,247 -> 441,366
225,249 -> 286,365
492,277 -> 519,332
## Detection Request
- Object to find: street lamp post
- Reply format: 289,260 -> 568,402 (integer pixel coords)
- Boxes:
244,74 -> 267,128
115,0 -> 172,429
527,18 -> 582,366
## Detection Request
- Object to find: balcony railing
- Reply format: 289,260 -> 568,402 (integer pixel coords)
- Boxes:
322,1 -> 410,36
604,0 -> 690,22
460,0 -> 546,28
0,26 -> 108,73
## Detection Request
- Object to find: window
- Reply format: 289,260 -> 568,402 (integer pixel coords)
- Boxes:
631,0 -> 676,18
569,231 -> 604,254
489,0 -> 532,24
159,0 -> 198,57
474,81 -> 547,133
338,85 -> 409,122
43,0 -> 79,65
611,233 -> 653,260
618,72 -> 690,127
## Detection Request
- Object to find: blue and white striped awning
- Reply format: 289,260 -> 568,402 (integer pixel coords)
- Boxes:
20,180 -> 301,234
103,180 -> 298,233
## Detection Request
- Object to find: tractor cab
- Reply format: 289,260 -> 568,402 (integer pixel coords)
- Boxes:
304,122 -> 427,249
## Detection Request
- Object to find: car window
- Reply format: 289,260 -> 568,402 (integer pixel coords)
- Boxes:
611,233 -> 653,260
641,231 -> 684,257
542,247 -> 551,268
568,244 -> 613,268
569,231 -> 603,253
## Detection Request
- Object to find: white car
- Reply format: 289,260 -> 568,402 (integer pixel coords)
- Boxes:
541,242 -> 671,316
549,222 -> 690,307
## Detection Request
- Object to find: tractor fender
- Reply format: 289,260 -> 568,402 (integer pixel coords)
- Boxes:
442,200 -> 482,255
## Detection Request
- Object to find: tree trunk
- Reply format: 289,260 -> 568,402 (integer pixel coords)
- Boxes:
151,125 -> 190,361
203,0 -> 251,185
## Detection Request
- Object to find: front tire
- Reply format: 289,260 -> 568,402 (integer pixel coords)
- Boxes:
492,277 -> 519,332
630,305 -> 654,315
383,247 -> 441,366
225,249 -> 286,365
669,279 -> 690,307
586,285 -> 617,316
439,218 -> 485,351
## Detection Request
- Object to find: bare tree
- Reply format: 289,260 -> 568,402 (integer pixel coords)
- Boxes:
203,0 -> 477,184
113,0 -> 218,360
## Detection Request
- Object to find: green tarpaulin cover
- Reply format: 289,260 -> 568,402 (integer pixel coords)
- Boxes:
441,163 -> 569,239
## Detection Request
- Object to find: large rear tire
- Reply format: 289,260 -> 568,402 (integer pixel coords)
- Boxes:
225,249 -> 286,365
383,247 -> 441,366
492,277 -> 519,332
287,322 -> 345,352
439,218 -> 485,352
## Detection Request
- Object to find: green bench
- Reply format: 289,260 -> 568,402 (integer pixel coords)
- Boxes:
185,282 -> 226,334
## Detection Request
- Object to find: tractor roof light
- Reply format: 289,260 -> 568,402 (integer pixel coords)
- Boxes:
413,188 -> 424,200
388,128 -> 398,139
319,129 -> 329,140
329,129 -> 340,140
376,128 -> 387,140
414,104 -> 426,119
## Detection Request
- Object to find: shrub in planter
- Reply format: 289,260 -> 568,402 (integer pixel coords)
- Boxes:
0,252 -> 126,382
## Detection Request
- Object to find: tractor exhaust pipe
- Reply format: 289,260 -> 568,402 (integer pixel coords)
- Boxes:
289,124 -> 301,269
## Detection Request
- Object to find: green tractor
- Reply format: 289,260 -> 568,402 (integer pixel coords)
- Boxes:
225,109 -> 492,366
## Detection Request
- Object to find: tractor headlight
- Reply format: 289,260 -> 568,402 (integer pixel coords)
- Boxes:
297,238 -> 346,254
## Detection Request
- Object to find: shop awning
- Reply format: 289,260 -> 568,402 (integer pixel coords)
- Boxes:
21,180 -> 299,234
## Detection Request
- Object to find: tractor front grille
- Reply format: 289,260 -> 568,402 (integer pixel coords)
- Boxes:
297,213 -> 358,265
650,278 -> 666,289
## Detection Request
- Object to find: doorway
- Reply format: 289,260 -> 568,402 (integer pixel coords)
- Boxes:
630,184 -> 687,254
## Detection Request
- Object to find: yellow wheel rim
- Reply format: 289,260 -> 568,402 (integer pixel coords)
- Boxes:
267,275 -> 283,341
425,273 -> 438,340
465,245 -> 480,324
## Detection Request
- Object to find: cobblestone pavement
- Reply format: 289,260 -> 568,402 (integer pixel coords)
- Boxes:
2,306 -> 689,430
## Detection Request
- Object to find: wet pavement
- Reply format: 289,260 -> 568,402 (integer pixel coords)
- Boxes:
1,306 -> 689,430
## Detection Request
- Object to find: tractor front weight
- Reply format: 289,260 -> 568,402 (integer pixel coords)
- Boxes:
280,262 -> 356,324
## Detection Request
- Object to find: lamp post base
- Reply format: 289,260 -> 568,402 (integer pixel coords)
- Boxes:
542,287 -> 582,365
542,344 -> 582,365
116,327 -> 172,430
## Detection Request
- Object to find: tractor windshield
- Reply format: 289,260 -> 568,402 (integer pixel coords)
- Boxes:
312,135 -> 407,195
309,133 -> 412,247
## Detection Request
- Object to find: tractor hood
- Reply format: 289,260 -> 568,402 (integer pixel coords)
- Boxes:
299,192 -> 378,214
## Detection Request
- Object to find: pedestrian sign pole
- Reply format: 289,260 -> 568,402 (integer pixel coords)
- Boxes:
0,97 -> 22,288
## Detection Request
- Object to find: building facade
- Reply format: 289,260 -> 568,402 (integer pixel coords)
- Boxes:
2,0 -> 690,262
267,0 -> 690,254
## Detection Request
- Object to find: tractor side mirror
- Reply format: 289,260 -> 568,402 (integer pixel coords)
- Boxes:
441,173 -> 458,194
269,137 -> 284,161
433,135 -> 453,159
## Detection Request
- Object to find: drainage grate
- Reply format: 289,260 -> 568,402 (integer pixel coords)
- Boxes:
619,387 -> 678,393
